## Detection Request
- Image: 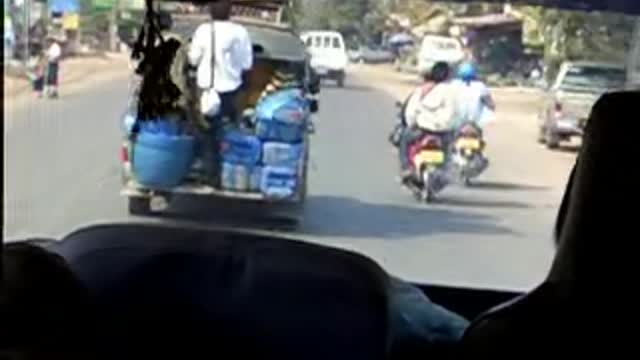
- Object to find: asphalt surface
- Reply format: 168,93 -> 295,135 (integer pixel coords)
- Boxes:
3,67 -> 576,291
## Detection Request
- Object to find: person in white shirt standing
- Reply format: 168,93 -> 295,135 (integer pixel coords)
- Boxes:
45,35 -> 62,98
187,0 -> 253,185
188,0 -> 253,124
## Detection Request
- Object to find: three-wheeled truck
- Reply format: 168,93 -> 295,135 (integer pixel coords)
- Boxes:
120,0 -> 320,228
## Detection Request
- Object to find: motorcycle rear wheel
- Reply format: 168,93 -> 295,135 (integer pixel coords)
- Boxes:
421,171 -> 436,203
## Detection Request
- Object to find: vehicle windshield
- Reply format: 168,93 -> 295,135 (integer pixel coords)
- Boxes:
332,37 -> 341,49
3,0 -> 638,292
560,65 -> 627,90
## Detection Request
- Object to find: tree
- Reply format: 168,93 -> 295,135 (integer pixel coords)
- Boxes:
291,0 -> 384,42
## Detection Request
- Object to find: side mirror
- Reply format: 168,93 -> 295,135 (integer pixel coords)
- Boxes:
310,99 -> 319,113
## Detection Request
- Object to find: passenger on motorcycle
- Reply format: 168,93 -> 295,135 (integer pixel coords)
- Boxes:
452,62 -> 495,129
399,62 -> 457,182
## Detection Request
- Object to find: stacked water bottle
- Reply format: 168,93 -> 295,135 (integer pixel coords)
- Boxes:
220,89 -> 310,199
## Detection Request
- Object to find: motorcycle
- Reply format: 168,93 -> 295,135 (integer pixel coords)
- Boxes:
451,123 -> 489,186
389,100 -> 449,203
406,132 -> 449,203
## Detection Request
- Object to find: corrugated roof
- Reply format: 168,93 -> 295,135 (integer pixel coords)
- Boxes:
453,14 -> 521,27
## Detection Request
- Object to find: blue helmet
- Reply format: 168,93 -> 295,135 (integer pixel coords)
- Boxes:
457,62 -> 477,82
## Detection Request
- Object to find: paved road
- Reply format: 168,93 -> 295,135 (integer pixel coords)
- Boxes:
3,67 -> 576,291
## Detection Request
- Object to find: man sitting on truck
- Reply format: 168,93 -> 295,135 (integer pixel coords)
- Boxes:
188,0 -> 253,124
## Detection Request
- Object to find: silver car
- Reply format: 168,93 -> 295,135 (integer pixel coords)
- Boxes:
537,61 -> 626,149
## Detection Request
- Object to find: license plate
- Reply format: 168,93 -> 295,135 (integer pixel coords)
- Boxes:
456,138 -> 481,150
415,150 -> 445,165
315,67 -> 329,75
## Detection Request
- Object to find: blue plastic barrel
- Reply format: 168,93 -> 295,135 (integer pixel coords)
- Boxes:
132,131 -> 196,188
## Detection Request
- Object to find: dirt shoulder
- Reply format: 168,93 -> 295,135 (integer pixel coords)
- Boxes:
4,53 -> 130,102
349,63 -> 544,119
351,63 -> 544,101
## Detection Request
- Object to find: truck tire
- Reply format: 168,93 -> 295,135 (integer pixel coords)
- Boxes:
545,128 -> 560,149
337,73 -> 345,88
128,197 -> 151,215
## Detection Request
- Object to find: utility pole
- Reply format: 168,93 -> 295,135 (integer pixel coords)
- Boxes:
108,0 -> 121,51
23,0 -> 31,64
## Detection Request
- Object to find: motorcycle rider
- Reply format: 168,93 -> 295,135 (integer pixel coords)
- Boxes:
453,62 -> 495,129
399,61 -> 457,182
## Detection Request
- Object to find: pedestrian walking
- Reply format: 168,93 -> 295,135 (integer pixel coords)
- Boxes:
45,35 -> 63,98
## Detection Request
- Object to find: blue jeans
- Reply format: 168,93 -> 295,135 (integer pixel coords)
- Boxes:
390,277 -> 470,345
199,88 -> 241,185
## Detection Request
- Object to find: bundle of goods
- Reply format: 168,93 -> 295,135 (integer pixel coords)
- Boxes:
131,119 -> 196,188
219,129 -> 263,192
259,70 -> 304,99
260,165 -> 299,199
255,88 -> 310,143
241,65 -> 304,110
218,88 -> 310,199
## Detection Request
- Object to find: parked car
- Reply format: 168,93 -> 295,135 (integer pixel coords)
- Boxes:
349,45 -> 396,64
537,61 -> 627,149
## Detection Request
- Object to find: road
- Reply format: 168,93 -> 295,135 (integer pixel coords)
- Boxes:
3,66 -> 577,291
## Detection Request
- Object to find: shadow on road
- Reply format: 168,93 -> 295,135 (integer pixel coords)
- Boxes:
300,195 -> 517,239
468,181 -> 550,192
436,197 -> 532,209
320,83 -> 372,92
150,195 -> 303,230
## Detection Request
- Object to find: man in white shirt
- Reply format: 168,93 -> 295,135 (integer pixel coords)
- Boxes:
188,0 -> 253,123
45,35 -> 62,98
452,62 -> 495,129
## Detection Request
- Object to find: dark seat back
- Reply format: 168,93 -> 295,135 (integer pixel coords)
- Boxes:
54,223 -> 392,359
461,91 -> 640,354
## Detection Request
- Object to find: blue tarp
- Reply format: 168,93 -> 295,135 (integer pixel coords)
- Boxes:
48,0 -> 80,13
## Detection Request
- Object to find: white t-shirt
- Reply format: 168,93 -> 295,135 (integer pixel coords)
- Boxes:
452,79 -> 492,126
188,21 -> 253,93
404,81 -> 457,132
47,42 -> 62,62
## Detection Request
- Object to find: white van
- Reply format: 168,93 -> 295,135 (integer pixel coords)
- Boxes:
417,35 -> 465,75
301,31 -> 348,87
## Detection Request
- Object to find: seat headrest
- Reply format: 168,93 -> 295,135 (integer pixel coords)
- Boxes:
53,223 -> 392,359
548,91 -> 639,290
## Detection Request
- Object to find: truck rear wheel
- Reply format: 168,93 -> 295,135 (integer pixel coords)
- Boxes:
128,197 -> 151,215
337,73 -> 345,87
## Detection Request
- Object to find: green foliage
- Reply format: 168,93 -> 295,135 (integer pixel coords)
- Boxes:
291,0 -> 386,42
